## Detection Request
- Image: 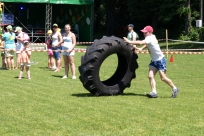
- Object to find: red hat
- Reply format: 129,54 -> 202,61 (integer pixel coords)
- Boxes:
140,26 -> 153,33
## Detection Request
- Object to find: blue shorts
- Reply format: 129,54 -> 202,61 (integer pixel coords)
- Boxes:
149,57 -> 166,71
52,47 -> 61,59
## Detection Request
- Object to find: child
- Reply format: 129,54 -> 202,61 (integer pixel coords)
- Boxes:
18,41 -> 32,79
0,34 -> 6,69
46,30 -> 56,69
123,26 -> 179,98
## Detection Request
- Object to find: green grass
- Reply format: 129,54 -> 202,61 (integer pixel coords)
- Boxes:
0,47 -> 204,135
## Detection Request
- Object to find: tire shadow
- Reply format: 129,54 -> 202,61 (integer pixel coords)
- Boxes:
71,93 -> 95,97
72,93 -> 147,97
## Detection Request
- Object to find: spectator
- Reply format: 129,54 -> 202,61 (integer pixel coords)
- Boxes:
51,23 -> 63,72
18,41 -> 32,79
46,30 -> 55,69
15,26 -> 24,69
57,28 -> 63,69
2,25 -> 16,70
0,34 -> 6,69
61,24 -> 76,79
127,24 -> 139,42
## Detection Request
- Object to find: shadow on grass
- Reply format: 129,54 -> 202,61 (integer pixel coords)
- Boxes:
71,93 -> 95,97
72,92 -> 147,97
121,93 -> 147,97
52,75 -> 62,78
14,76 -> 25,79
38,67 -> 53,71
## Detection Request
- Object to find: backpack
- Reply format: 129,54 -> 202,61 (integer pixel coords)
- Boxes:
22,32 -> 30,42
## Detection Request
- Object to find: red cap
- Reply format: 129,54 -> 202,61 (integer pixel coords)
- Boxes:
140,26 -> 153,33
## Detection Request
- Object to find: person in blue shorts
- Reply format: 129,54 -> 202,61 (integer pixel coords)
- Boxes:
51,24 -> 63,72
123,25 -> 179,98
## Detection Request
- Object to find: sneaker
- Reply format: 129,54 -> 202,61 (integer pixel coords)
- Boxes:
146,92 -> 158,98
52,66 -> 56,70
72,76 -> 76,79
172,87 -> 179,98
62,75 -> 68,79
28,77 -> 31,80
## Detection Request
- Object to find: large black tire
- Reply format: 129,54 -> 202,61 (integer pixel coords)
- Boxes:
78,36 -> 139,96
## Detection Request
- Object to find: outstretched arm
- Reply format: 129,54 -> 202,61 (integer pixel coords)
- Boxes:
135,45 -> 147,51
123,37 -> 146,45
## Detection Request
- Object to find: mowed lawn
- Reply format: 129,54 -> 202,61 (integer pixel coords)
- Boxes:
0,45 -> 204,135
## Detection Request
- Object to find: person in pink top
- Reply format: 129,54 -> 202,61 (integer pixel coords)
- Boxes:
46,30 -> 55,69
18,41 -> 32,79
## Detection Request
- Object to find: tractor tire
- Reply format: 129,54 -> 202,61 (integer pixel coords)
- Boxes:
78,36 -> 138,96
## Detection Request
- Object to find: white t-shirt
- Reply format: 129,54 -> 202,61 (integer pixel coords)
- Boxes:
143,34 -> 164,61
16,32 -> 24,51
52,32 -> 60,47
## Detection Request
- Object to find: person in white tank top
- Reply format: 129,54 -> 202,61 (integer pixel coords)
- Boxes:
51,23 -> 63,72
15,27 -> 24,69
123,25 -> 179,98
61,24 -> 76,79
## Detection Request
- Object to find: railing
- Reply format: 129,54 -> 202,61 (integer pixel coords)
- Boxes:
23,27 -> 79,43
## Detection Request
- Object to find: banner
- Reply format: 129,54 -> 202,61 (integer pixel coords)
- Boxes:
2,0 -> 94,4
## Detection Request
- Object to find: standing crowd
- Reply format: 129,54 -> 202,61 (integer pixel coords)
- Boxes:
0,23 -> 77,80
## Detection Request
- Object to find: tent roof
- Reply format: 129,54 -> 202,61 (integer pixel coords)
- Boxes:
2,0 -> 94,4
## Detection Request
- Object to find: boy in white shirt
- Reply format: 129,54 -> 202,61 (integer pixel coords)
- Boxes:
123,26 -> 179,98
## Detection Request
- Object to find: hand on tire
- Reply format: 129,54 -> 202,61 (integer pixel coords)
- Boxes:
123,37 -> 130,43
135,47 -> 142,51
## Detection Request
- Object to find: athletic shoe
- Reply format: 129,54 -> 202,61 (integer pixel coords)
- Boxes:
72,76 -> 76,79
52,66 -> 56,69
172,87 -> 179,98
146,92 -> 158,98
62,75 -> 68,79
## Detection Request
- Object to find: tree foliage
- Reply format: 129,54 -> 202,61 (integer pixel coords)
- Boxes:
94,0 -> 202,40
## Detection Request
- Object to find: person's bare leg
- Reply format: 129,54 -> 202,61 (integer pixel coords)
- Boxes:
158,70 -> 176,89
159,70 -> 179,98
69,56 -> 76,78
148,66 -> 158,93
11,57 -> 14,70
6,57 -> 11,70
51,56 -> 55,68
63,55 -> 69,76
48,55 -> 52,68
3,56 -> 6,68
26,66 -> 31,79
18,66 -> 24,79
54,58 -> 61,72
15,53 -> 21,69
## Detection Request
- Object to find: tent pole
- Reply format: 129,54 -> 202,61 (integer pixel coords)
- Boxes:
45,3 -> 52,42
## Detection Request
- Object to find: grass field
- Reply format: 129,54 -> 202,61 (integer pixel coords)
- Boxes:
0,44 -> 204,136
